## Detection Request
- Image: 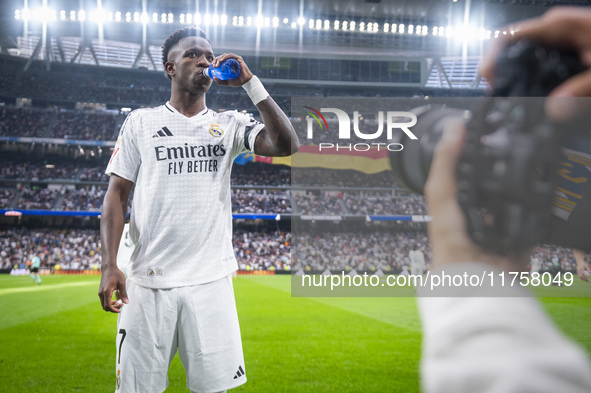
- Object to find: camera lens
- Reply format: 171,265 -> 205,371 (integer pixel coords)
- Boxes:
389,106 -> 470,195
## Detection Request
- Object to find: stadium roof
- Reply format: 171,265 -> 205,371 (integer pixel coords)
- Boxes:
0,0 -> 583,82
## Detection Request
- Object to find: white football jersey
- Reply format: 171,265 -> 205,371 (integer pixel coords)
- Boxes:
106,102 -> 264,288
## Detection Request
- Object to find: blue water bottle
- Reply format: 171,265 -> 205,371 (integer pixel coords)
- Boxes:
205,58 -> 241,80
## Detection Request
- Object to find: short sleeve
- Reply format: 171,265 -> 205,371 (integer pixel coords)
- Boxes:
105,112 -> 141,183
230,112 -> 265,159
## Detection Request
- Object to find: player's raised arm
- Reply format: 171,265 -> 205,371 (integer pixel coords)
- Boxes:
211,53 -> 300,157
98,174 -> 133,313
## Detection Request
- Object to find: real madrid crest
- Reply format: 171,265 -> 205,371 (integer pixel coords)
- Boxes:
116,369 -> 121,390
209,124 -> 224,137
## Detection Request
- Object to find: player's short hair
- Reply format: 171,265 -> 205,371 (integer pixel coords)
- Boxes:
162,27 -> 210,79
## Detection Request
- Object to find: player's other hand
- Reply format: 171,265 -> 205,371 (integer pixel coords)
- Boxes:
424,123 -> 530,272
211,53 -> 254,87
98,267 -> 129,313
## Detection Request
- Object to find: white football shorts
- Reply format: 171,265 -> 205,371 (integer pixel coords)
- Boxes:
114,276 -> 246,393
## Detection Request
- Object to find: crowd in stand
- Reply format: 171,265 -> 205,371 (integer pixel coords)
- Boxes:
52,111 -> 121,140
233,230 -> 291,271
232,189 -> 291,214
0,227 -> 292,272
61,187 -> 106,211
0,189 -> 15,208
0,161 -> 81,180
15,187 -> 61,210
292,231 -> 431,273
78,167 -> 110,182
531,246 -> 579,274
0,106 -> 122,141
292,191 -> 426,216
292,168 -> 402,189
295,192 -> 346,215
231,163 -> 291,186
0,106 -> 53,138
343,192 -> 427,215
0,226 -> 582,275
0,228 -> 101,271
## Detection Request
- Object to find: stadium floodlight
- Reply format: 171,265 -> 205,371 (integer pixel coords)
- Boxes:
152,12 -> 158,23
141,12 -> 149,25
126,12 -> 132,22
79,10 -> 86,22
255,14 -> 264,27
315,19 -> 321,29
246,16 -> 252,26
272,17 -> 279,28
160,13 -> 166,23
391,23 -> 397,33
359,22 -> 365,32
115,11 -> 121,22
283,18 -> 288,24
204,13 -> 211,25
384,23 -> 389,33
14,9 -> 20,20
33,6 -> 57,23
133,12 -> 139,23
168,13 -> 173,23
213,14 -> 220,25
187,13 -> 193,24
232,16 -> 238,25
180,13 -> 185,24
324,20 -> 329,30
297,16 -> 305,26
60,10 -> 66,21
334,20 -> 340,30
342,21 -> 348,30
264,17 -> 270,27
89,8 -> 107,24
308,19 -> 314,29
195,13 -> 202,25
22,8 -> 31,21
350,21 -> 356,31
408,24 -> 414,34
107,11 -> 113,22
238,16 -> 244,26
221,14 -> 227,26
399,23 -> 405,33
290,21 -> 297,28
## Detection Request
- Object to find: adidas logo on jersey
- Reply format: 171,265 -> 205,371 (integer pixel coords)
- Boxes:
147,268 -> 163,276
152,127 -> 174,138
233,365 -> 245,379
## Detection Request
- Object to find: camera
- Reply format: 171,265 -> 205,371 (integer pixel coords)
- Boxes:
390,40 -> 591,254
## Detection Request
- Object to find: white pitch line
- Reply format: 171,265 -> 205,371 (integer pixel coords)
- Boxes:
0,280 -> 97,296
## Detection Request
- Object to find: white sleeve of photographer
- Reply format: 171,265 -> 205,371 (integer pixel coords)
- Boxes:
418,264 -> 591,393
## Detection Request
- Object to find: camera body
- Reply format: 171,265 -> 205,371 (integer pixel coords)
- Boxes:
390,40 -> 591,254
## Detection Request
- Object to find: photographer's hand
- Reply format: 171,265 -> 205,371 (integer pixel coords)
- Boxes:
481,7 -> 591,98
424,123 -> 529,271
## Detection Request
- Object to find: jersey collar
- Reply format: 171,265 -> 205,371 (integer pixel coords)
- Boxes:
165,102 -> 209,118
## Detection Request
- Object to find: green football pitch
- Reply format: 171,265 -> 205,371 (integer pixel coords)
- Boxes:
1,274 -> 590,393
